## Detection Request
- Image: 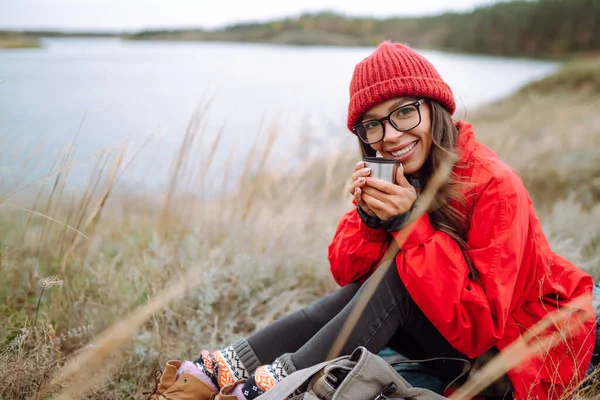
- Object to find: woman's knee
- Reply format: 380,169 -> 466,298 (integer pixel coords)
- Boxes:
302,283 -> 361,322
358,262 -> 409,301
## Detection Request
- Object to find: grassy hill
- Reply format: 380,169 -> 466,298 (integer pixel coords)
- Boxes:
125,0 -> 600,58
5,0 -> 598,57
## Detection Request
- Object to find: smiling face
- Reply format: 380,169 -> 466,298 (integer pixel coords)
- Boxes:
362,97 -> 432,176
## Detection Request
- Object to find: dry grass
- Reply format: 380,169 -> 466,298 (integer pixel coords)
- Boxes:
469,57 -> 600,212
1,58 -> 600,399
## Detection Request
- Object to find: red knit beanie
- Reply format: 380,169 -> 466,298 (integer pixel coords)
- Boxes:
347,41 -> 456,131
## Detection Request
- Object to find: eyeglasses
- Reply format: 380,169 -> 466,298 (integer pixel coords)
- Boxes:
352,99 -> 426,145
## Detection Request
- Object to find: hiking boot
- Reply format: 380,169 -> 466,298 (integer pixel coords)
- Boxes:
214,380 -> 248,400
143,360 -> 218,400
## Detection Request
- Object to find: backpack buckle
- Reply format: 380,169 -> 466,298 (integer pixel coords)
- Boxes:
374,382 -> 397,400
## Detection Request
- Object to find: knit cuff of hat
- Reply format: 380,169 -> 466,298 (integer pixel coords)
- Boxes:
347,77 -> 455,130
232,339 -> 262,375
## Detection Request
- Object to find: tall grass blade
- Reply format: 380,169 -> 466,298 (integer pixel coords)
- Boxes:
450,296 -> 593,400
326,155 -> 455,360
51,267 -> 203,399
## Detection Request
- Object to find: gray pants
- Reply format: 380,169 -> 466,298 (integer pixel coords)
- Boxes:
232,262 -> 469,386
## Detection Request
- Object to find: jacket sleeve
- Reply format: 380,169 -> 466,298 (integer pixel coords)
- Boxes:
392,174 -> 530,358
328,208 -> 390,286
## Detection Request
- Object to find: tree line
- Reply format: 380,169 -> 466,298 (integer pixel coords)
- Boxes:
121,0 -> 600,58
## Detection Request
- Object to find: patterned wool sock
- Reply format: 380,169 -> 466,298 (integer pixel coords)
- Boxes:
212,345 -> 250,388
191,350 -> 220,390
241,358 -> 288,400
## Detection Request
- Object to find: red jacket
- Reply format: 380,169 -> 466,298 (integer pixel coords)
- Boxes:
328,121 -> 595,400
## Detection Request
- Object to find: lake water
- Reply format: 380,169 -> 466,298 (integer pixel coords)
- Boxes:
0,38 -> 559,195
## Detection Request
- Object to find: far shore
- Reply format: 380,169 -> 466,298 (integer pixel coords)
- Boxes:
0,36 -> 40,49
0,34 -> 579,63
2,0 -> 596,59
0,31 -> 116,49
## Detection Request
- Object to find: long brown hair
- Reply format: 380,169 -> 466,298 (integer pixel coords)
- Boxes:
358,100 -> 479,281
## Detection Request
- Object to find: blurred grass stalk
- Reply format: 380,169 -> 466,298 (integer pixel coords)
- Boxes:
0,57 -> 599,399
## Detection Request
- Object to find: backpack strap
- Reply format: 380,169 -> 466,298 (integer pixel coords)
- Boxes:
255,355 -> 348,400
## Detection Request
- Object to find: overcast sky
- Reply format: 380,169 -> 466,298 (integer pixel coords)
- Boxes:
0,0 -> 498,31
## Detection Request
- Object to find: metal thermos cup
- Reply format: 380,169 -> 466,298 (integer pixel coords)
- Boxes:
362,157 -> 399,185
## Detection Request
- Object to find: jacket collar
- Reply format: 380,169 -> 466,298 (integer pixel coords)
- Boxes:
402,121 -> 475,187
455,120 -> 477,163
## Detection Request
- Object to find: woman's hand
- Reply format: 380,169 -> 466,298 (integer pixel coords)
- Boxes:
349,161 -> 376,217
360,164 -> 417,221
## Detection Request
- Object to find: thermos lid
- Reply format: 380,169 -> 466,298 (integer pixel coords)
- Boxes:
362,157 -> 398,164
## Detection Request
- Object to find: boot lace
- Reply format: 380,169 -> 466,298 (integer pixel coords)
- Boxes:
143,369 -> 167,399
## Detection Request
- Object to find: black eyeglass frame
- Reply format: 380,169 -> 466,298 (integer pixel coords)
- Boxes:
352,98 -> 426,145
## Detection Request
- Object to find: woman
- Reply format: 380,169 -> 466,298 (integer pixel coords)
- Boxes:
146,41 -> 596,400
